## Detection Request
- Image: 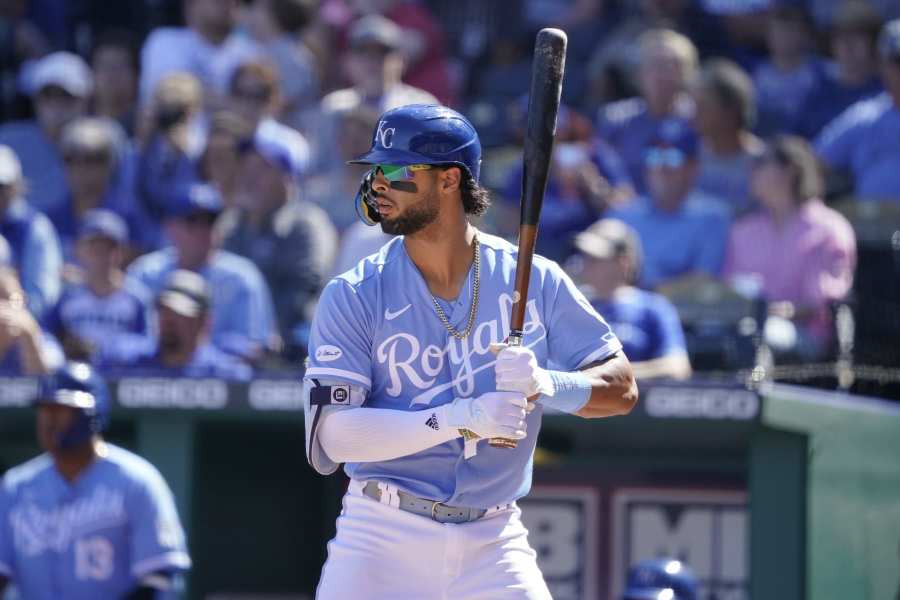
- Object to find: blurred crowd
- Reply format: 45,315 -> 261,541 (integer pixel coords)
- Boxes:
0,0 -> 898,389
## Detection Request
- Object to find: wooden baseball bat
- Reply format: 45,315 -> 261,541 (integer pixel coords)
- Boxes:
490,28 -> 567,449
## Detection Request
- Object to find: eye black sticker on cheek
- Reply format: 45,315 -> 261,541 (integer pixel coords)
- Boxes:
389,181 -> 418,193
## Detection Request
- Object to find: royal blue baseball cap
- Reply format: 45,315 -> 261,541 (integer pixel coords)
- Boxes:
623,559 -> 699,600
168,182 -> 224,219
240,120 -> 309,179
78,208 -> 128,244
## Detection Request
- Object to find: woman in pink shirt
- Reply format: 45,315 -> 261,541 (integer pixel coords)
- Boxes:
723,135 -> 857,359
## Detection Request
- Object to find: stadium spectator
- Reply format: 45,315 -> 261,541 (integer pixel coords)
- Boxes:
320,14 -> 437,131
199,110 -> 254,208
90,29 -> 141,136
45,210 -> 153,363
244,0 -> 321,130
220,118 -> 337,357
99,269 -> 252,381
596,29 -> 698,193
0,52 -> 92,214
573,218 -> 692,380
607,119 -> 730,290
0,2 -> 49,122
343,0 -> 456,105
0,262 -> 63,375
226,59 -> 311,174
135,72 -> 205,250
127,183 -> 279,361
815,18 -> 900,202
138,0 -> 257,105
796,1 -> 883,138
0,144 -> 62,320
724,136 -> 856,360
689,58 -> 765,217
500,101 -> 634,262
47,117 -> 141,264
753,5 -> 826,136
307,104 -> 384,230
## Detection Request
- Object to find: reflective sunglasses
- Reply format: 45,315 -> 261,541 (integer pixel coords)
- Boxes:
375,163 -> 433,182
645,147 -> 688,169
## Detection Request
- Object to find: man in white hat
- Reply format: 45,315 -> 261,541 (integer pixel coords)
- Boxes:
0,52 -> 94,213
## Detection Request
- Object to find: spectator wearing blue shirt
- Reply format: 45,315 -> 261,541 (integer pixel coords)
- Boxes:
573,218 -> 692,380
596,28 -> 698,193
46,117 -> 149,264
0,52 -> 93,214
796,1 -> 884,138
0,145 -> 62,320
100,269 -> 252,382
753,5 -> 827,136
45,210 -> 153,363
220,115 -> 336,357
689,58 -> 765,218
608,119 -> 731,290
500,101 -> 635,262
127,183 -> 279,361
135,72 -> 207,250
815,18 -> 900,202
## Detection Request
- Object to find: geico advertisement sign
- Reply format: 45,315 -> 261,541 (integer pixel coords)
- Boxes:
117,378 -> 228,409
645,387 -> 759,420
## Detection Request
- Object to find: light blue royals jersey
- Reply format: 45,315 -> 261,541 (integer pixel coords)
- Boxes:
0,444 -> 190,600
305,232 -> 622,508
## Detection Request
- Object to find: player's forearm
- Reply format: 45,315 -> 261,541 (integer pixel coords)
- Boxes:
574,352 -> 638,419
629,352 -> 692,381
318,405 -> 461,464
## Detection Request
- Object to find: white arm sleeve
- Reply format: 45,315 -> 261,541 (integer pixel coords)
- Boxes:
303,378 -> 461,474
318,404 -> 461,465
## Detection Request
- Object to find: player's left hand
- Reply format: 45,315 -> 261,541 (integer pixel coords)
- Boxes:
491,343 -> 555,400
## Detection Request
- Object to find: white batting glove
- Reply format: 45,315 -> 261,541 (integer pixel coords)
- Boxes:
444,392 -> 528,440
492,344 -> 555,399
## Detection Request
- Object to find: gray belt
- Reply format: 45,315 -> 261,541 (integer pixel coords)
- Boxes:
361,481 -> 489,524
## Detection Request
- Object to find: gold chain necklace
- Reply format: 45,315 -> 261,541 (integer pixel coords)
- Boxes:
430,235 -> 480,340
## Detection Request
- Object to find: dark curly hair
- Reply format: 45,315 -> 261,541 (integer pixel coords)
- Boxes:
440,166 -> 490,216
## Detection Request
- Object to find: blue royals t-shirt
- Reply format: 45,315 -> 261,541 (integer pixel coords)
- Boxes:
305,233 -> 622,509
0,445 -> 190,600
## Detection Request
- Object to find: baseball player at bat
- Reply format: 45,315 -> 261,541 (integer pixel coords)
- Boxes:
304,103 -> 637,599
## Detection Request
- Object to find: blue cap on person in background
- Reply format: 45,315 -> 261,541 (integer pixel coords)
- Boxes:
27,52 -> 94,98
240,119 -> 310,179
649,119 -> 700,157
78,209 -> 129,244
878,19 -> 900,59
167,183 -> 224,219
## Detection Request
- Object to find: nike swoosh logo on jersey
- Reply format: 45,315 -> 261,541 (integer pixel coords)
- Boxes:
384,304 -> 412,320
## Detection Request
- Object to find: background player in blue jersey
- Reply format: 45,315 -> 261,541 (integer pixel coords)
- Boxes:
303,104 -> 637,599
0,362 -> 190,599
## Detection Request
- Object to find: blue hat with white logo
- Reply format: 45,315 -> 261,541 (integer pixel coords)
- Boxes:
241,120 -> 310,179
623,558 -> 699,600
168,182 -> 224,219
650,119 -> 700,157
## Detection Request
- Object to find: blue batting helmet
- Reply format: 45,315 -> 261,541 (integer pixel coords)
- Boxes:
623,558 -> 699,600
349,104 -> 482,225
35,362 -> 110,449
349,103 -> 482,181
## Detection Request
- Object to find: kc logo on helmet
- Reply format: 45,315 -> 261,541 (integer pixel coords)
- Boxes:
376,120 -> 395,148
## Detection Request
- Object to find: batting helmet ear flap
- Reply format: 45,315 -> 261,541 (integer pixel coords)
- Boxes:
355,169 -> 381,226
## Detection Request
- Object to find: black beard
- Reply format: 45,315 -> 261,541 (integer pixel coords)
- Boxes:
379,193 -> 439,236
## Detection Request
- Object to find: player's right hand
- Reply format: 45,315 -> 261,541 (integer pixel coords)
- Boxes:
444,392 -> 528,440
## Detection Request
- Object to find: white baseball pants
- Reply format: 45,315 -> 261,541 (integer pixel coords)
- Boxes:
315,481 -> 552,600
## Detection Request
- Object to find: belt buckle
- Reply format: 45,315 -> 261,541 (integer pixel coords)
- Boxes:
430,500 -> 445,521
